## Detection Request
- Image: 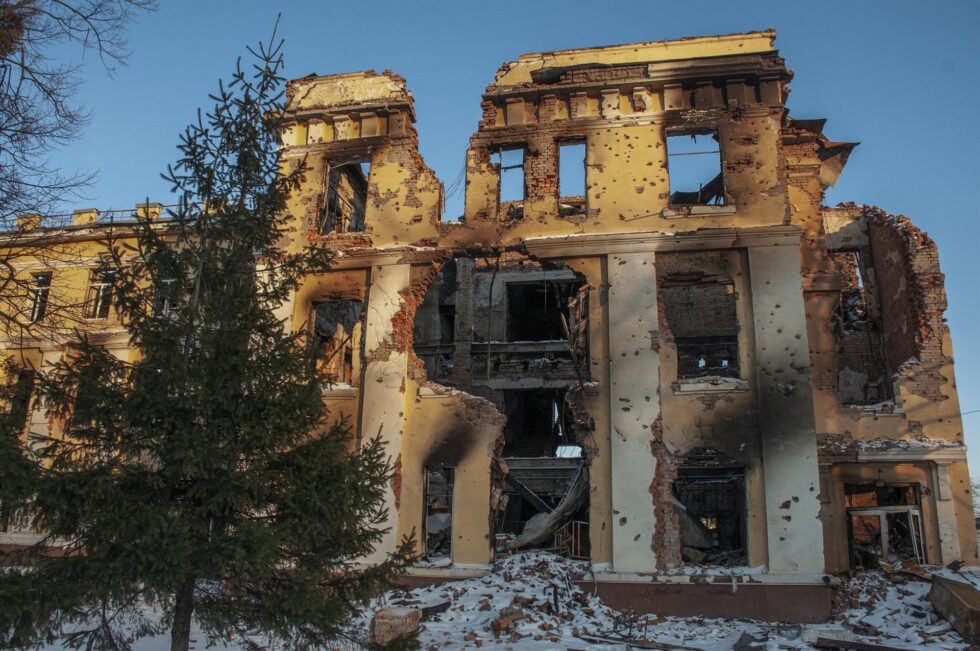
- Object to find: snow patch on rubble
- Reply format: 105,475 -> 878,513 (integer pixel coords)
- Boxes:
356,553 -> 972,650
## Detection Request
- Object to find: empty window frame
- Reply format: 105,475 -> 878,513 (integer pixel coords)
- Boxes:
845,482 -> 925,569
28,272 -> 51,322
148,278 -> 175,318
320,162 -> 368,234
674,463 -> 746,565
506,279 -> 581,342
502,388 -> 572,457
87,269 -> 116,320
667,132 -> 725,206
424,465 -> 454,560
661,281 -> 739,379
831,249 -> 890,405
558,141 -> 586,216
312,300 -> 364,385
492,146 -> 525,219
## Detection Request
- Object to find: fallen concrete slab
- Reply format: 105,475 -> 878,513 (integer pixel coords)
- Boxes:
929,575 -> 980,644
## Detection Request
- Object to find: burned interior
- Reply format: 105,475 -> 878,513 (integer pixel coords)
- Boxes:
412,251 -> 592,556
312,299 -> 363,385
845,482 -> 925,569
674,449 -> 747,566
320,161 -> 368,234
830,249 -> 890,405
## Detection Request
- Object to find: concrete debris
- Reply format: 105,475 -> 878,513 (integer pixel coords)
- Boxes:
370,607 -> 422,646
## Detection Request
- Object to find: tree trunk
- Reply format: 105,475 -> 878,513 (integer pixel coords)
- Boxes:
170,579 -> 195,651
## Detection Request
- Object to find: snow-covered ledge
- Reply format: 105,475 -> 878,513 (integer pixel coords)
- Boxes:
672,376 -> 748,394
322,384 -> 357,399
582,569 -> 839,586
662,204 -> 737,218
406,564 -> 490,579
0,531 -> 46,546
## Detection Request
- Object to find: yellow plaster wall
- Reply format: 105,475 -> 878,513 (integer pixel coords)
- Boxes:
493,31 -> 776,87
398,381 -> 504,565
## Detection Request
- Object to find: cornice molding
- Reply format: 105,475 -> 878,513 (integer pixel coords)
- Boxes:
522,225 -> 802,258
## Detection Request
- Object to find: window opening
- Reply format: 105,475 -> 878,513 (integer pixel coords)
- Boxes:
424,465 -> 454,560
87,268 -> 116,320
312,300 -> 363,385
500,453 -> 589,558
153,278 -> 176,318
29,272 -> 51,322
506,279 -> 580,342
501,388 -> 578,458
674,452 -> 746,566
320,161 -> 367,234
667,132 -> 724,206
845,482 -> 925,569
492,146 -> 525,219
558,141 -> 586,216
831,249 -> 890,405
438,305 -> 455,345
661,279 -> 739,379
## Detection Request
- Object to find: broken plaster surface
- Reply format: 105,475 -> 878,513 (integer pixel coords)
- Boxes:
607,251 -> 662,572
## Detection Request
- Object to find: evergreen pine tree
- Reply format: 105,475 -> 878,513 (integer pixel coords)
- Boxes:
0,27 -> 411,651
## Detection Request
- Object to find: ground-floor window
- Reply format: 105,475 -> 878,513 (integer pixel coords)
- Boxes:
845,482 -> 925,569
674,451 -> 746,566
424,465 -> 454,560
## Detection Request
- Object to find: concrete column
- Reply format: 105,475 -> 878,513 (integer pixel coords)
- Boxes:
607,251 -> 660,573
747,245 -> 825,573
933,462 -> 962,564
360,263 -> 411,564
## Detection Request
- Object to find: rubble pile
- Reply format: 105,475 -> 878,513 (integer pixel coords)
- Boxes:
360,552 -> 976,650
834,570 -> 964,647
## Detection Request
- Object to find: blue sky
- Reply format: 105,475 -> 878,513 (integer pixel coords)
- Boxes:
50,1 -> 980,470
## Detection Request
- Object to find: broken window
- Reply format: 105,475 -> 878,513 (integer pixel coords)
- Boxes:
492,146 -> 525,219
845,482 -> 925,569
500,456 -> 589,557
424,465 -> 454,560
506,280 -> 580,342
28,272 -> 51,323
320,162 -> 368,234
661,278 -> 739,379
674,450 -> 746,566
312,300 -> 363,385
667,132 -> 725,206
87,268 -> 116,320
152,278 -> 176,318
412,259 -> 457,384
558,141 -> 586,216
831,250 -> 890,405
501,388 -> 573,457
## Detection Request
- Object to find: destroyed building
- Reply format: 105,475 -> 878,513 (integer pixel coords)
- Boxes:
1,30 -> 976,621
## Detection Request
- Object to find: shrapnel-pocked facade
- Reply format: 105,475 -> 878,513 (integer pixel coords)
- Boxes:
1,30 -> 975,621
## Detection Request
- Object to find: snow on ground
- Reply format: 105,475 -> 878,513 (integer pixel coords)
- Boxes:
30,552 -> 976,650
359,552 -> 974,650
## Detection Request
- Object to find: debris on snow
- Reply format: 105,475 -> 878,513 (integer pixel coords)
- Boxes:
356,553 -> 974,650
